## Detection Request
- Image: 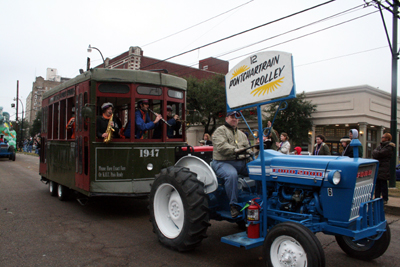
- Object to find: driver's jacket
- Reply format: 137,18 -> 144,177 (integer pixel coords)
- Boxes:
212,123 -> 249,161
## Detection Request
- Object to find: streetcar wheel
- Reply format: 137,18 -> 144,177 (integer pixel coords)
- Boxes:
335,223 -> 391,261
49,181 -> 58,197
264,222 -> 325,267
149,166 -> 210,251
57,184 -> 69,201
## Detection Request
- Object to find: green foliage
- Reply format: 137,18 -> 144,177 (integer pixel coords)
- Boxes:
11,118 -> 29,141
263,92 -> 316,146
186,75 -> 226,135
30,109 -> 42,136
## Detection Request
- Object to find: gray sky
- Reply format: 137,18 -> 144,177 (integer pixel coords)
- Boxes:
0,0 -> 398,121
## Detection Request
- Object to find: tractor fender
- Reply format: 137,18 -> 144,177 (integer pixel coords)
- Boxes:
175,155 -> 218,194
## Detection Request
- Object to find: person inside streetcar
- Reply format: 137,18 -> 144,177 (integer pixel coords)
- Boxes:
124,99 -> 162,139
96,102 -> 120,139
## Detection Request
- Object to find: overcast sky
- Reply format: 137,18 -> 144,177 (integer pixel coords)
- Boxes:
0,0 -> 398,120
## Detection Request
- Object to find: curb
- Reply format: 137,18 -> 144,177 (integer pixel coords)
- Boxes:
384,205 -> 400,216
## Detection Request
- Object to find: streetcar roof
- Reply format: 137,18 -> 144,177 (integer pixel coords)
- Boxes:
43,68 -> 187,100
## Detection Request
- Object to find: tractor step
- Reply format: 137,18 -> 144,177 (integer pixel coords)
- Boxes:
221,231 -> 264,249
216,210 -> 243,221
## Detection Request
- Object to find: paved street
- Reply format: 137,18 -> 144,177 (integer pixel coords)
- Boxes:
1,154 -> 399,267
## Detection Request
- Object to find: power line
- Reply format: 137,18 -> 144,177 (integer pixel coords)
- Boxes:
140,0 -> 336,69
214,3 -> 366,59
158,6 -> 378,77
295,45 -> 388,67
226,10 -> 378,62
140,0 -> 255,48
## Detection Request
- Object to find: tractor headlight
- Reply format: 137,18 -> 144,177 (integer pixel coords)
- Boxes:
328,170 -> 341,185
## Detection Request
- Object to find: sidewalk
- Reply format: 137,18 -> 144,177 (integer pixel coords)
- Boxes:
385,187 -> 400,216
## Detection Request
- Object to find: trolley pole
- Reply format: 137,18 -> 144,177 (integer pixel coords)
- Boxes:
16,80 -> 19,121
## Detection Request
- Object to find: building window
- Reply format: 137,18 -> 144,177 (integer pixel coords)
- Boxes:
315,127 -> 324,135
336,128 -> 345,137
325,128 -> 335,137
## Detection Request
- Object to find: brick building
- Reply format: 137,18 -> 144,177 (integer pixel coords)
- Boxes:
96,46 -> 229,79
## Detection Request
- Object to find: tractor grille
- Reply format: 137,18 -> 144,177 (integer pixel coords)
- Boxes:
350,164 -> 376,221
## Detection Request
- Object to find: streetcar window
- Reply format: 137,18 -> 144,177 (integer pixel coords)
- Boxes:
83,92 -> 88,131
98,83 -> 130,94
168,89 -> 183,99
96,97 -> 130,140
54,102 -> 59,139
59,99 -> 66,139
137,86 -> 162,96
66,97 -> 75,139
48,105 -> 53,139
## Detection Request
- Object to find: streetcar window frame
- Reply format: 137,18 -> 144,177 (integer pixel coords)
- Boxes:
137,86 -> 162,96
168,89 -> 183,99
98,83 -> 130,94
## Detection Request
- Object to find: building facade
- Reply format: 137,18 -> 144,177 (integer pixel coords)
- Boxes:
305,85 -> 400,161
26,70 -> 70,124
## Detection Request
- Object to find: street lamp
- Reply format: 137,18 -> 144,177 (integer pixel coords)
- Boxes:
13,97 -> 24,142
87,44 -> 106,67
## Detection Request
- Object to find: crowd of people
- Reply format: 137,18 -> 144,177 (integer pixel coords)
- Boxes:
18,134 -> 41,155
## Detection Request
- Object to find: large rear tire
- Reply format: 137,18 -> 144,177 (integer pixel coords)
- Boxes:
264,222 -> 325,267
149,166 -> 210,251
335,223 -> 391,261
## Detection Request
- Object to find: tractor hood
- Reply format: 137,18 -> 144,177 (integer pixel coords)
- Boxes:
248,150 -> 343,187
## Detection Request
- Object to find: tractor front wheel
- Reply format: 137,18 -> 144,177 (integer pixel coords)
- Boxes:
335,223 -> 391,261
264,222 -> 325,267
149,166 -> 210,251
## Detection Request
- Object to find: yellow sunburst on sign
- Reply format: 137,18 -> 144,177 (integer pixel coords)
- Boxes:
231,65 -> 250,79
251,77 -> 285,97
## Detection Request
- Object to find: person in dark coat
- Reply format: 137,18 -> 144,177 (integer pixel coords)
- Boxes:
372,133 -> 395,204
96,102 -> 120,139
340,136 -> 352,157
313,134 -> 330,155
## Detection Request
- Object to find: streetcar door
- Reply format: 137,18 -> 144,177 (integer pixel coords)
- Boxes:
74,82 -> 90,191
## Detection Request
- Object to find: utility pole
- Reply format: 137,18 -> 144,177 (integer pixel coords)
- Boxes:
374,0 -> 399,187
16,80 -> 19,121
389,1 -> 399,188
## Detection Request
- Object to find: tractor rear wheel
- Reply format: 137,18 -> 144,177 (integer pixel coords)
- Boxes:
335,223 -> 391,261
149,166 -> 210,251
264,222 -> 325,267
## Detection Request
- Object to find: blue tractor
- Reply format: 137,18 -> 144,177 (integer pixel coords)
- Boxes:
0,135 -> 16,161
149,51 -> 390,266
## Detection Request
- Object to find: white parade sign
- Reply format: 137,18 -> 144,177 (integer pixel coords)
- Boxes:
225,51 -> 294,108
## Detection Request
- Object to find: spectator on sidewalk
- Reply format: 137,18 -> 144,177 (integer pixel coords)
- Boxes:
313,135 -> 330,155
372,133 -> 395,205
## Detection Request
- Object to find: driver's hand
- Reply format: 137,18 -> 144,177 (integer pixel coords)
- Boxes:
234,147 -> 247,154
